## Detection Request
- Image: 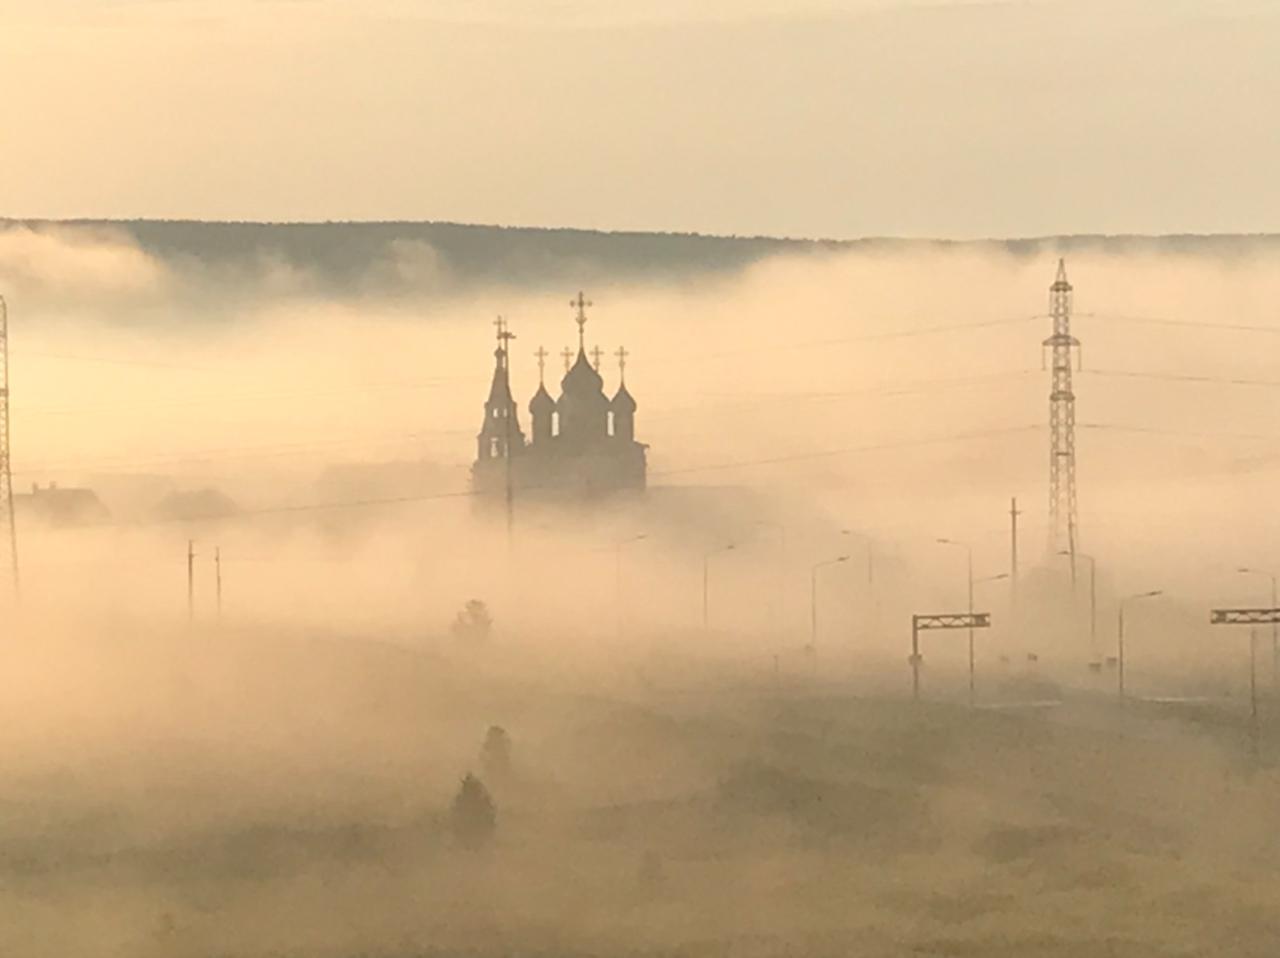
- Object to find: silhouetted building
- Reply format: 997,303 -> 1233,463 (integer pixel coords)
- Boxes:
472,294 -> 647,500
15,482 -> 109,527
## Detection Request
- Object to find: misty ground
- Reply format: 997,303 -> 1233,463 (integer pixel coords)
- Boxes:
1,626 -> 1276,958
4,221 -> 1280,956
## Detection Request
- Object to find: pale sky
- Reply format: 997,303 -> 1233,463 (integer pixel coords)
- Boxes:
1,0 -> 1277,238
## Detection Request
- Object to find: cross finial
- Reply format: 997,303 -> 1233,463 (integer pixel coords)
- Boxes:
534,346 -> 548,384
494,316 -> 515,367
589,345 -> 604,370
494,316 -> 516,344
615,345 -> 629,384
570,291 -> 592,350
561,346 -> 574,372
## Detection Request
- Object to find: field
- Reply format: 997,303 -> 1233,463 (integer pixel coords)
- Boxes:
1,629 -> 1276,958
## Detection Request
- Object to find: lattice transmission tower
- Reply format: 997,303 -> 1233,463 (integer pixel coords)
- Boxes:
1043,259 -> 1080,580
0,296 -> 17,599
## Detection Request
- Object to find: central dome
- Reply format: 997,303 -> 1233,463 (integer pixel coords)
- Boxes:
561,347 -> 604,394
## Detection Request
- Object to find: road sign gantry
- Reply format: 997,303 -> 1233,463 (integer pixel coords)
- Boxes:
910,612 -> 992,702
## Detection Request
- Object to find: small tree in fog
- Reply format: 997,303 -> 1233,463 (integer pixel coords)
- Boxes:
451,599 -> 492,642
450,773 -> 496,848
481,725 -> 512,781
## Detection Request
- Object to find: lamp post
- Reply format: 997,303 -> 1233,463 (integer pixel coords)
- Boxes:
1209,607 -> 1275,758
810,555 -> 850,656
839,529 -> 875,588
937,538 -> 974,703
615,534 -> 647,638
967,571 -> 1008,706
1118,590 -> 1162,703
1061,550 -> 1098,664
1237,567 -> 1277,691
702,543 -> 736,631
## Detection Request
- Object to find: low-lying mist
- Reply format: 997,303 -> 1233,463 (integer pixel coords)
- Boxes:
1,222 -> 1279,956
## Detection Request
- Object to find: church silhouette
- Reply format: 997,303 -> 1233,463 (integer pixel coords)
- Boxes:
472,293 -> 647,500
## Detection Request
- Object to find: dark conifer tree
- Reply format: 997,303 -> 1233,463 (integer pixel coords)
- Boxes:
450,773 -> 496,849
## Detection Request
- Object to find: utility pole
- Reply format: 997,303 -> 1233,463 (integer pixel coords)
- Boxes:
1010,496 -> 1020,612
1044,259 -> 1081,584
1086,554 -> 1098,662
0,296 -> 18,603
187,540 -> 195,624
1249,628 -> 1259,757
1237,568 -> 1278,692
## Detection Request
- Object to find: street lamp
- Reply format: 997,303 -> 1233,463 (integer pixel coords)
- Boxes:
810,555 -> 850,654
840,528 -> 875,587
1237,567 -> 1278,692
1061,550 -> 1099,665
702,543 -> 736,630
1117,589 -> 1162,703
937,538 -> 976,705
615,534 -> 647,638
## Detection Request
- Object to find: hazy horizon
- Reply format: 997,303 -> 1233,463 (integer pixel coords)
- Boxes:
4,0 -> 1279,238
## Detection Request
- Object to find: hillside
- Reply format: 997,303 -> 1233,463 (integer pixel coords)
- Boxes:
4,219 -> 1279,296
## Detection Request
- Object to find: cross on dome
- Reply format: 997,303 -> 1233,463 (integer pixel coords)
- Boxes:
493,316 -> 515,368
570,291 -> 592,350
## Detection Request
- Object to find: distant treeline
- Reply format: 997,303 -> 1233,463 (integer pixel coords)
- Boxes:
4,218 -> 1278,295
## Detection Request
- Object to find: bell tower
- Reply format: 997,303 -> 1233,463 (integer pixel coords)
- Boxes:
476,317 -> 525,461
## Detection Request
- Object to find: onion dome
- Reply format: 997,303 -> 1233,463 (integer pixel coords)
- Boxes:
561,347 -> 604,396
530,381 -> 556,415
612,382 -> 637,413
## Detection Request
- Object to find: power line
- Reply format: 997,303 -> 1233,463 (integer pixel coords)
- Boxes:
653,425 -> 1041,477
1084,368 -> 1280,389
1080,423 -> 1280,444
74,425 -> 1041,528
681,314 -> 1042,363
12,370 -> 1038,476
16,351 -> 213,371
677,370 -> 1039,403
646,369 -> 1038,424
11,430 -> 473,476
1081,312 -> 1280,336
17,374 -> 485,419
